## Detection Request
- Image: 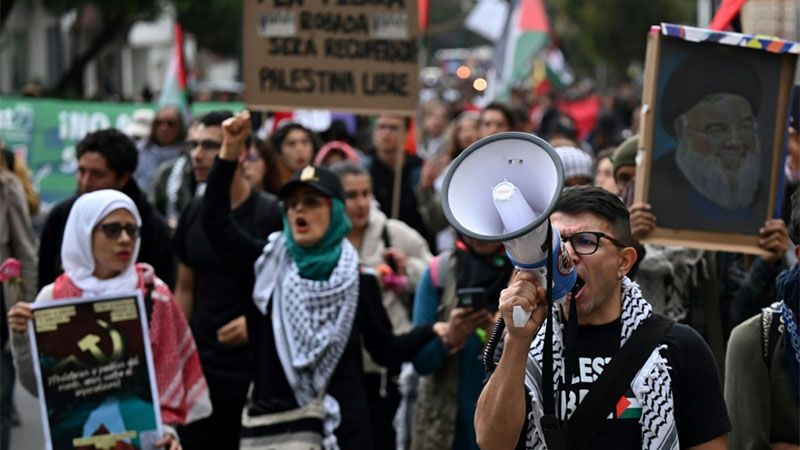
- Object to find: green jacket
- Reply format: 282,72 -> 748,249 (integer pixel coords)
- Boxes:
725,311 -> 799,448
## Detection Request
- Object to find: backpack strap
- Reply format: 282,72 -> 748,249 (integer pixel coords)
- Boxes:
566,314 -> 674,450
428,249 -> 453,290
761,302 -> 782,371
381,223 -> 392,250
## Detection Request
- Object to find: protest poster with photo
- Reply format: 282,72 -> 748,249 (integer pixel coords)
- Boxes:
634,23 -> 798,255
28,293 -> 162,450
242,0 -> 419,113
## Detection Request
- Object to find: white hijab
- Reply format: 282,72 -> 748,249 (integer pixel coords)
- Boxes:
61,189 -> 142,297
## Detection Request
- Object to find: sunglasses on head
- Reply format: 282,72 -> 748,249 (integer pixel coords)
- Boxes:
185,139 -> 222,151
98,222 -> 140,239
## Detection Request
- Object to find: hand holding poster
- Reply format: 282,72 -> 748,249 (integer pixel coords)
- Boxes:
28,293 -> 162,450
634,23 -> 799,254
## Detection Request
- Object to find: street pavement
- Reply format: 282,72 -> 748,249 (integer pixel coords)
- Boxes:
8,381 -> 44,450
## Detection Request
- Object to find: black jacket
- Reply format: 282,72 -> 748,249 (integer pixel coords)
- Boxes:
202,157 -> 435,449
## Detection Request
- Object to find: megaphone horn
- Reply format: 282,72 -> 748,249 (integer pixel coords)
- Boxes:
441,132 -> 577,327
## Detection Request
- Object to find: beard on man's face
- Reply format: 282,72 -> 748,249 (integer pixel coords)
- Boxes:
675,138 -> 762,210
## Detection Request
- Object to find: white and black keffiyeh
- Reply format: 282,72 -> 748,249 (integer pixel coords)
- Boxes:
523,277 -> 678,449
165,155 -> 187,225
253,232 -> 360,450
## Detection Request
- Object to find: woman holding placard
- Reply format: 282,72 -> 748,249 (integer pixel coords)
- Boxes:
8,189 -> 211,450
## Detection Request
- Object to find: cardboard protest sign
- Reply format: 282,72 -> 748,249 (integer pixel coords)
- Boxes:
634,23 -> 798,255
243,0 -> 419,113
29,293 -> 162,450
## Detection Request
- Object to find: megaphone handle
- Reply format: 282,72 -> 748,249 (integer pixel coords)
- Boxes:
512,267 -> 547,328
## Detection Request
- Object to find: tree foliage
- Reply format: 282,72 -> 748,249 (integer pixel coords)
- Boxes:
549,0 -> 695,81
39,0 -> 162,97
176,0 -> 242,58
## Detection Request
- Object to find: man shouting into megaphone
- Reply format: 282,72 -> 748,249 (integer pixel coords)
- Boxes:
474,186 -> 730,450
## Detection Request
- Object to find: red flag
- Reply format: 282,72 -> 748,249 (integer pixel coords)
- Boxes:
708,0 -> 747,31
174,22 -> 187,92
418,0 -> 429,33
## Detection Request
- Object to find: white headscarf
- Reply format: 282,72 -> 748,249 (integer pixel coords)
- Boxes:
61,189 -> 142,297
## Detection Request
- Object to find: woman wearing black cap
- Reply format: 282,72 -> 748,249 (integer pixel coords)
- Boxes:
201,111 -> 448,450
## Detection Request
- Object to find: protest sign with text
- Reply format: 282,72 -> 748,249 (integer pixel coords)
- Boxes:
29,293 -> 162,450
243,0 -> 419,113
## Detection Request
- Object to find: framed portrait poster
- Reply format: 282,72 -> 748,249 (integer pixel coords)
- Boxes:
634,23 -> 799,254
28,293 -> 163,450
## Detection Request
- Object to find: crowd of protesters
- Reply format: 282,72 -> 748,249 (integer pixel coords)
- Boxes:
0,80 -> 798,450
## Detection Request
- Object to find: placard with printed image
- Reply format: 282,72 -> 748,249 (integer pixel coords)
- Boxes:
29,293 -> 162,450
635,23 -> 798,254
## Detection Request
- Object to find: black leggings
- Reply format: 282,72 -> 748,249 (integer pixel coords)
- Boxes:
178,373 -> 250,450
364,372 -> 401,449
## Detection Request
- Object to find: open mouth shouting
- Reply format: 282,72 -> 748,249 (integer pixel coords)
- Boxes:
283,186 -> 333,247
568,275 -> 586,302
294,216 -> 309,234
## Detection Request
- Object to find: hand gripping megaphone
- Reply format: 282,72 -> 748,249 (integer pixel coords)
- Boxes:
440,132 -> 577,329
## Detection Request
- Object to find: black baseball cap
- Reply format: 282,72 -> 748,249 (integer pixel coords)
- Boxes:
278,165 -> 345,201
660,47 -> 761,136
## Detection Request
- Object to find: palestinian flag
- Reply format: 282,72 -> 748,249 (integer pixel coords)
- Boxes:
158,21 -> 190,121
615,395 -> 642,420
489,0 -> 549,100
545,47 -> 574,89
532,45 -> 575,94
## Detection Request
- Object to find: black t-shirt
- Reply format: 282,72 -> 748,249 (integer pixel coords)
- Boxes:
520,320 -> 730,449
174,190 -> 282,381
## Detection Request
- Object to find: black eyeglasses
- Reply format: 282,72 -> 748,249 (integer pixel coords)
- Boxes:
98,222 -> 140,239
561,231 -> 625,256
282,195 -> 330,211
185,139 -> 222,151
684,116 -> 756,143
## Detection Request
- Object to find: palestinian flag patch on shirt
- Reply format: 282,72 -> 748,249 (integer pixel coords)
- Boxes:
615,395 -> 642,419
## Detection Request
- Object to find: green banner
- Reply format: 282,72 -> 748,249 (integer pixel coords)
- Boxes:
0,97 -> 243,205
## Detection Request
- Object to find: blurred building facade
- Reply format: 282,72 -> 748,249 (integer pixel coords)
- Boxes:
0,0 -> 238,100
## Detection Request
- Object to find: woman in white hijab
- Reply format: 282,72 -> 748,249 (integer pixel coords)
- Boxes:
8,189 -> 211,450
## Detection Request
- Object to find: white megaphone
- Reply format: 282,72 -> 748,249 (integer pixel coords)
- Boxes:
441,132 -> 577,328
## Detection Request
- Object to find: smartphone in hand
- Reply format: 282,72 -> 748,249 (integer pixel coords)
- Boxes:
457,287 -> 488,310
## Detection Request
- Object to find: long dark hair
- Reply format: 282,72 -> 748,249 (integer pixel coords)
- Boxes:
269,122 -> 320,157
252,136 -> 282,195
